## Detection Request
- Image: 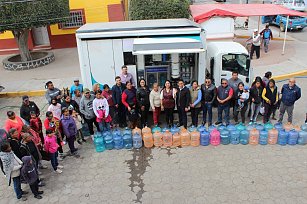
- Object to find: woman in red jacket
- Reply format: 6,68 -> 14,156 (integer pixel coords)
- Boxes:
4,111 -> 24,140
122,81 -> 138,128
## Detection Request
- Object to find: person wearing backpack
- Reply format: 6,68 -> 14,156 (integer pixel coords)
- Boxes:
260,24 -> 273,53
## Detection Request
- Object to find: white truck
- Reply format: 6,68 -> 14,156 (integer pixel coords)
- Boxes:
76,18 -> 251,89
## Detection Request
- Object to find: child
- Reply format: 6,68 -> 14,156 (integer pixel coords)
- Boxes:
0,142 -> 27,201
29,111 -> 44,144
20,156 -> 43,199
71,110 -> 86,144
60,107 -> 78,155
93,90 -> 111,133
238,86 -> 250,110
44,129 -> 63,173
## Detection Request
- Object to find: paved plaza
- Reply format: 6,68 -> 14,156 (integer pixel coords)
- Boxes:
0,78 -> 307,204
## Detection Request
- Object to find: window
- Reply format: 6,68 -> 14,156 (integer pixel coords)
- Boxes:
59,10 -> 85,29
222,54 -> 249,77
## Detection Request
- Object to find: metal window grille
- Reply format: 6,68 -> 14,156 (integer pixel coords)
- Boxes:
59,10 -> 84,29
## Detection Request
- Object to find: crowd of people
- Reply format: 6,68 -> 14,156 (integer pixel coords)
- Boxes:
0,64 -> 303,201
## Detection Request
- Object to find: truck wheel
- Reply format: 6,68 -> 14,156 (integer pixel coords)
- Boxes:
280,23 -> 285,32
298,28 -> 303,31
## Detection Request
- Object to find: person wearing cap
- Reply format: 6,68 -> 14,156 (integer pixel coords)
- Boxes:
45,81 -> 62,104
19,96 -> 40,125
120,65 -> 135,86
215,79 -> 233,126
262,79 -> 278,123
260,24 -> 273,53
80,88 -> 100,136
70,79 -> 83,98
247,29 -> 261,59
234,82 -> 249,124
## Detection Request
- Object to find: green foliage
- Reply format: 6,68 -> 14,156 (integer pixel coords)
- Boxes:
129,0 -> 190,20
0,0 -> 70,32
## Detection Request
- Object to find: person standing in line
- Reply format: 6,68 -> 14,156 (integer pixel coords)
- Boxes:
122,81 -> 138,128
262,79 -> 278,123
102,84 -> 115,127
160,80 -> 177,128
200,78 -> 216,127
120,65 -> 135,86
112,76 -> 127,128
72,89 -> 82,107
61,95 -> 80,114
47,98 -> 62,120
45,81 -> 62,104
189,80 -> 202,127
19,96 -> 40,125
60,107 -> 78,155
93,90 -> 111,133
176,79 -> 190,129
234,83 -> 249,124
29,112 -> 44,144
91,83 -> 101,95
71,110 -> 86,144
260,24 -> 273,53
262,71 -> 272,87
228,71 -> 243,114
150,83 -> 161,126
80,88 -> 100,137
44,129 -> 63,174
70,79 -> 83,98
247,29 -> 261,59
8,128 -> 23,160
249,80 -> 263,123
0,143 -> 27,201
278,78 -> 301,124
4,111 -> 24,140
136,79 -> 150,128
215,79 -> 233,126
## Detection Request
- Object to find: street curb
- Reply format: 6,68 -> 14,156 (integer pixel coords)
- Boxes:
0,70 -> 306,98
235,35 -> 294,41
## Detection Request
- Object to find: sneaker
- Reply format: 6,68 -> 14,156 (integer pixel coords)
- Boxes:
82,139 -> 87,142
34,195 -> 42,199
215,121 -> 222,125
38,182 -> 45,187
18,197 -> 27,201
58,157 -> 63,161
39,165 -> 48,169
38,191 -> 44,195
77,140 -> 82,145
57,165 -> 64,169
55,169 -> 62,174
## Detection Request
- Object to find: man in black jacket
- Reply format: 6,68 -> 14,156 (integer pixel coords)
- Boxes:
20,96 -> 40,125
8,128 -> 23,160
200,78 -> 217,126
176,79 -> 190,129
112,76 -> 127,127
61,95 -> 80,113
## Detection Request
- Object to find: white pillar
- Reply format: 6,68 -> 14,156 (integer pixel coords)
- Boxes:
171,54 -> 180,79
282,15 -> 289,55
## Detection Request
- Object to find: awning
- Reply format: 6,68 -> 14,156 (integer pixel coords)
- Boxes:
132,35 -> 204,55
190,4 -> 307,23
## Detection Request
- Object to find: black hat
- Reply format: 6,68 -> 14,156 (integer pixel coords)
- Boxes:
22,95 -> 29,101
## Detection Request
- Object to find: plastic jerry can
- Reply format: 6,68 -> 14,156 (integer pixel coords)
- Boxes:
153,132 -> 163,147
287,130 -> 298,145
172,133 -> 181,147
123,127 -> 132,137
278,130 -> 288,146
240,130 -> 249,145
217,125 -> 226,132
143,133 -> 153,148
255,124 -> 264,132
170,125 -> 180,135
112,128 -> 122,137
94,136 -> 105,152
208,125 -> 217,133
142,126 -> 152,135
259,130 -> 268,145
264,122 -> 274,131
220,130 -> 230,145
236,122 -> 246,132
200,130 -> 210,146
163,130 -> 173,147
152,125 -> 162,133
227,124 -> 236,132
249,128 -> 259,145
197,125 -> 206,133
230,130 -> 240,145
268,128 -> 278,145
123,134 -> 133,149
283,123 -> 293,132
180,129 -> 191,147
132,127 -> 142,138
210,129 -> 220,146
190,131 -> 200,147
113,134 -> 124,150
274,123 -> 283,132
188,125 -> 197,133
298,131 -> 307,145
104,135 -> 114,150
133,132 -> 143,149
301,123 -> 307,132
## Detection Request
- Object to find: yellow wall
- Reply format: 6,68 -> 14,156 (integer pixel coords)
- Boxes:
0,0 -> 123,39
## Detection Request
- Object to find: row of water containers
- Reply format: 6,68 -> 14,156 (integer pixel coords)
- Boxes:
93,123 -> 307,152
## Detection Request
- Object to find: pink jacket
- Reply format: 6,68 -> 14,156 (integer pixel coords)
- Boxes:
44,134 -> 59,154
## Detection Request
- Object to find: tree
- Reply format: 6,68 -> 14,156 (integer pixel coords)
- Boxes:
0,0 -> 69,62
129,0 -> 190,20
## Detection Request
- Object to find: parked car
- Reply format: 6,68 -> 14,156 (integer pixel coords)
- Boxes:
262,15 -> 307,32
272,0 -> 306,12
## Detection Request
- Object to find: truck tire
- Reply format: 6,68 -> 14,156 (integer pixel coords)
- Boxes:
280,23 -> 285,32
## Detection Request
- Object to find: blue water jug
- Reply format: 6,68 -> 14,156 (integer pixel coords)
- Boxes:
240,130 -> 249,145
230,130 -> 240,145
200,130 -> 210,146
123,127 -> 132,136
112,128 -> 122,137
170,125 -> 180,135
274,123 -> 283,132
256,124 -> 264,132
246,124 -> 255,131
103,131 -> 112,138
220,130 -> 230,145
133,133 -> 142,149
259,130 -> 268,145
123,134 -> 133,149
152,125 -> 162,133
227,124 -> 236,132
301,123 -> 307,132
208,125 -> 216,133
218,125 -> 226,132
188,125 -> 197,132
162,127 -> 170,133
264,122 -> 274,131
287,130 -> 298,145
104,135 -> 114,150
236,123 -> 246,132
298,131 -> 307,145
95,136 -> 105,152
197,125 -> 206,133
113,134 -> 124,150
278,130 -> 288,146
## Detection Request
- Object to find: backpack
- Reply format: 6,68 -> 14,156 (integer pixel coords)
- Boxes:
263,29 -> 271,39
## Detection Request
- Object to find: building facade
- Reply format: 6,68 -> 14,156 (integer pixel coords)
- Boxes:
0,0 -> 126,54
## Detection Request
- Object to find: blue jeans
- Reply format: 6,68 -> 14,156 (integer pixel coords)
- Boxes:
13,176 -> 22,199
49,152 -> 59,171
218,104 -> 230,125
202,102 -> 213,124
98,121 -> 110,133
